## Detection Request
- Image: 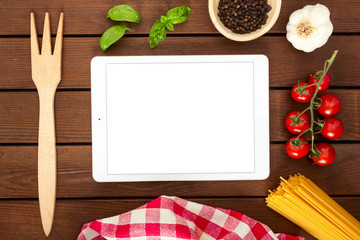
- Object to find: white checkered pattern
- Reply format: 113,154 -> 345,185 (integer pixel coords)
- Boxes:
78,196 -> 304,240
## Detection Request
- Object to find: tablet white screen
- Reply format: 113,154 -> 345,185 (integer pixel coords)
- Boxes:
106,62 -> 254,174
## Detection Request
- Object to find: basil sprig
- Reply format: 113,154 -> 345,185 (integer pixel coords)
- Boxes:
107,5 -> 141,23
149,6 -> 191,48
100,25 -> 130,51
100,4 -> 141,51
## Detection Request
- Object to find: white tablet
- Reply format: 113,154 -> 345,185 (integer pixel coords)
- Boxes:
91,55 -> 269,182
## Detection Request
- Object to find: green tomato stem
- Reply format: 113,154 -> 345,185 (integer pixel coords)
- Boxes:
299,106 -> 311,117
306,83 -> 318,88
304,50 -> 338,156
310,107 -> 315,152
296,127 -> 311,139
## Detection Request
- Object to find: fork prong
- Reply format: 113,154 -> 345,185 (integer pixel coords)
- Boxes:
30,13 -> 40,56
41,12 -> 52,55
53,13 -> 64,57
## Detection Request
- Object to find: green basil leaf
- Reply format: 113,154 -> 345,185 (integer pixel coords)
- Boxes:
107,4 -> 141,23
160,16 -> 174,31
165,21 -> 174,31
149,20 -> 167,48
165,6 -> 191,24
160,15 -> 168,24
100,25 -> 130,51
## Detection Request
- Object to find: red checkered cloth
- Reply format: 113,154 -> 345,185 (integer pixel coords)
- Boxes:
78,196 -> 304,240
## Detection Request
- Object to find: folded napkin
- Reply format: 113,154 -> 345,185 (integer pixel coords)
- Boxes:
78,196 -> 303,240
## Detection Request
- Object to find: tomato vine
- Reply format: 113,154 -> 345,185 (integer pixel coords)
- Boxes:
292,50 -> 338,162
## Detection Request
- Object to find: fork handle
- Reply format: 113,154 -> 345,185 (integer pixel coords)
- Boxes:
38,91 -> 57,237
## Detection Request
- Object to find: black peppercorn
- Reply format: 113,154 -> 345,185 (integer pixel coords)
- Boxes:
218,0 -> 272,34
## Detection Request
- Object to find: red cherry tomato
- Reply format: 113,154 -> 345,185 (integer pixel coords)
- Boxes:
285,111 -> 309,135
312,143 -> 335,166
285,136 -> 309,159
291,82 -> 315,103
317,93 -> 341,117
308,71 -> 330,93
320,117 -> 344,140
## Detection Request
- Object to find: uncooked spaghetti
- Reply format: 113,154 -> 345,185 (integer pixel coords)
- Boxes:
266,174 -> 360,240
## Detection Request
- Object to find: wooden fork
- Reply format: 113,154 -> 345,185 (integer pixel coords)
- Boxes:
30,12 -> 64,237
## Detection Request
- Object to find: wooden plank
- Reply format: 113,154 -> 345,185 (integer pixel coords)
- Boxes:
1,143 -> 359,198
0,89 -> 358,143
0,91 -> 90,143
0,36 -> 359,89
0,197 -> 359,239
270,89 -> 360,141
0,0 -> 359,35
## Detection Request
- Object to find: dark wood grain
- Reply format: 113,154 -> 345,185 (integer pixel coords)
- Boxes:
1,143 -> 359,198
0,0 -> 359,35
0,90 -> 358,143
1,0 -> 359,239
0,92 -> 91,143
1,197 -> 359,240
0,36 -> 359,89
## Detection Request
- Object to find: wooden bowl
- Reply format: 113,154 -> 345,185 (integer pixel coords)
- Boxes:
208,0 -> 282,41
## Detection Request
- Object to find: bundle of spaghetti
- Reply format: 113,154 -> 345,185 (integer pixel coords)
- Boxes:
266,174 -> 360,240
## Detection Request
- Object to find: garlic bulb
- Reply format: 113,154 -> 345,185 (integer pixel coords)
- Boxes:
286,4 -> 333,53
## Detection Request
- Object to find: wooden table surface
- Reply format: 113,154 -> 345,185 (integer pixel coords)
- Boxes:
1,0 -> 359,239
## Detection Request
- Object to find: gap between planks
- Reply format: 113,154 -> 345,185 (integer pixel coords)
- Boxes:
0,32 -> 360,38
1,195 -> 360,202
